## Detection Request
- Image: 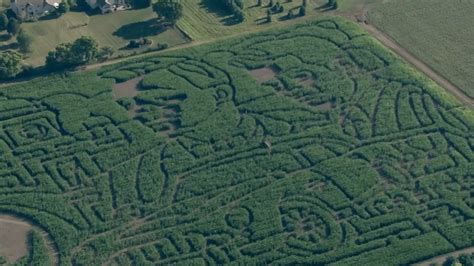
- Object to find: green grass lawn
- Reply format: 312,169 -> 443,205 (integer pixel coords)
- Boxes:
177,0 -> 330,40
368,0 -> 474,98
22,9 -> 189,66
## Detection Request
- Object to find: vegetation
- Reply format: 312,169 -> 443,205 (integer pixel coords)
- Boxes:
45,36 -> 99,70
152,0 -> 183,25
20,9 -> 189,66
0,17 -> 472,265
369,0 -> 474,97
0,50 -> 24,78
16,29 -> 33,53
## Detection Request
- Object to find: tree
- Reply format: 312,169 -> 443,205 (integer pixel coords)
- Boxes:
257,0 -> 262,6
57,1 -> 70,15
132,0 -> 151,8
0,13 -> 8,32
266,9 -> 272,22
46,43 -> 73,70
7,18 -> 20,36
0,50 -> 23,79
152,0 -> 183,25
443,256 -> 456,266
17,29 -> 33,53
45,36 -> 99,70
98,46 -> 114,61
69,36 -> 99,64
299,5 -> 305,16
302,0 -> 307,7
287,10 -> 294,19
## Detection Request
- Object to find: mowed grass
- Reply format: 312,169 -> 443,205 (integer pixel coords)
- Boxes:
177,0 -> 329,40
22,9 -> 188,66
368,0 -> 474,98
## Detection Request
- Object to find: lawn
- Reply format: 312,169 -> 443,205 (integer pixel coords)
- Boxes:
368,0 -> 474,98
177,0 -> 330,40
0,17 -> 472,265
21,9 -> 189,66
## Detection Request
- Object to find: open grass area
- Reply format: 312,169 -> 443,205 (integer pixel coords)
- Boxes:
0,17 -> 473,265
21,9 -> 189,66
177,0 -> 330,40
368,0 -> 474,98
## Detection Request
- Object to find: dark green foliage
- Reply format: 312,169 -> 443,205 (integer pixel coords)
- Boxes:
0,13 -> 8,32
7,18 -> 19,36
0,17 -> 472,266
152,0 -> 183,25
0,50 -> 23,79
16,29 -> 32,53
46,36 -> 99,70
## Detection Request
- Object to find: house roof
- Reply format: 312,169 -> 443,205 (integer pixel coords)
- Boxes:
12,0 -> 60,7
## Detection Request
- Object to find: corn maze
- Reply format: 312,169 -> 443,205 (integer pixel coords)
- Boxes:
0,17 -> 473,265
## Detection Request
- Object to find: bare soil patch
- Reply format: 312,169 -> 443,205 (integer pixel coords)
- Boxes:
112,76 -> 144,100
0,215 -> 32,263
249,66 -> 280,83
296,76 -> 315,87
313,102 -> 334,111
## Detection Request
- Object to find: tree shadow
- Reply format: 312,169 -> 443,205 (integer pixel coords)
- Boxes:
199,0 -> 230,18
113,18 -> 167,40
0,34 -> 11,42
0,43 -> 18,51
316,3 -> 335,12
198,0 -> 242,26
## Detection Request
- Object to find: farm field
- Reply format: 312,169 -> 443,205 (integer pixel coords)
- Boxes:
0,17 -> 473,265
20,9 -> 189,66
368,0 -> 474,98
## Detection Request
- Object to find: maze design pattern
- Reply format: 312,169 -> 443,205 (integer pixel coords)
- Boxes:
0,18 -> 473,265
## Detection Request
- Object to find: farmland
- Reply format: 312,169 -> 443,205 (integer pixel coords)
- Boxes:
0,17 -> 473,265
368,0 -> 474,98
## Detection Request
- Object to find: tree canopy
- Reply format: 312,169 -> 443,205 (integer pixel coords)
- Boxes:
0,50 -> 23,78
46,36 -> 99,70
152,0 -> 183,25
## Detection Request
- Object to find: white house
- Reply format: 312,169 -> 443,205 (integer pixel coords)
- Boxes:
10,0 -> 60,21
86,0 -> 127,13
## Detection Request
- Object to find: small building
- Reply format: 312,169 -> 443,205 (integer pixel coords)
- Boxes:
10,0 -> 60,21
86,0 -> 127,13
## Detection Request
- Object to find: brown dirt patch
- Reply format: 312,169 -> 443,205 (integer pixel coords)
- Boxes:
0,215 -> 32,263
313,102 -> 334,111
112,76 -> 144,100
249,66 -> 280,83
296,76 -> 315,87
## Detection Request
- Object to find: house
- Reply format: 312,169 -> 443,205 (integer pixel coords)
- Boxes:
86,0 -> 128,13
10,0 -> 60,21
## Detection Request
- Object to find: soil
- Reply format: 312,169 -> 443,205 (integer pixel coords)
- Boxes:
249,66 -> 280,83
296,76 -> 315,87
0,215 -> 58,265
313,102 -> 334,111
413,246 -> 474,266
112,76 -> 144,100
0,215 -> 32,263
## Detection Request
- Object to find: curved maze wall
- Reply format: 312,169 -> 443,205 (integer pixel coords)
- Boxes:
0,18 -> 473,265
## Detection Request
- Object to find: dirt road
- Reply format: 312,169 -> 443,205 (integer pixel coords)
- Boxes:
358,22 -> 474,108
413,246 -> 474,265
